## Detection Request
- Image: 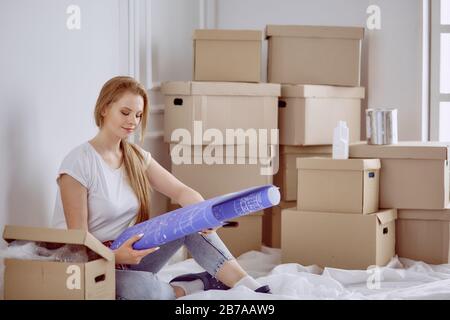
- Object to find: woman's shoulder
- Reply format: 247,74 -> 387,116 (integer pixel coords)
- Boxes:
130,143 -> 152,167
61,142 -> 95,165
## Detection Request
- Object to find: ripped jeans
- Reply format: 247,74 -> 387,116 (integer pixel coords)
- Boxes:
115,232 -> 235,300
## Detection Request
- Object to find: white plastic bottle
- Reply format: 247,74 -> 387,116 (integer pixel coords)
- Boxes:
332,121 -> 349,159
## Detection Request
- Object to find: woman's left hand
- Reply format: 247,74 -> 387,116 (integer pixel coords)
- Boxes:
198,227 -> 220,235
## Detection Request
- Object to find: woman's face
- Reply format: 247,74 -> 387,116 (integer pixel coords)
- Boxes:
101,91 -> 144,139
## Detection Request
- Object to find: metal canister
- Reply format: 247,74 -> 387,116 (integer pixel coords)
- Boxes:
365,108 -> 398,145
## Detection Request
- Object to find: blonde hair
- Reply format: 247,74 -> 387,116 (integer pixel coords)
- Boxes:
94,76 -> 152,224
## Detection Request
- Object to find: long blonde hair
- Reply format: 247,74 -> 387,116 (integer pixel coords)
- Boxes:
94,76 -> 152,224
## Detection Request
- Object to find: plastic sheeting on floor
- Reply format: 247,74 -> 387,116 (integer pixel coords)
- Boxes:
157,246 -> 450,300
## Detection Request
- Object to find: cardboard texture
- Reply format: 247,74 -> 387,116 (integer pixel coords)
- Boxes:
350,141 -> 450,209
162,81 -> 280,145
170,144 -> 275,202
262,201 -> 296,248
279,84 -> 364,145
193,29 -> 262,82
281,209 -> 397,269
168,203 -> 263,257
266,25 -> 364,86
396,209 -> 450,264
274,145 -> 332,201
3,225 -> 115,300
296,158 -> 380,214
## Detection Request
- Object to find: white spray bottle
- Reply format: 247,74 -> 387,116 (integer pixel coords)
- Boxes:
332,121 -> 349,159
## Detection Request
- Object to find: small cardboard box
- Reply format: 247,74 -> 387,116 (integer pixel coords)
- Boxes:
3,225 -> 115,300
162,81 -> 280,145
396,209 -> 450,264
297,158 -> 380,214
262,201 -> 296,248
350,141 -> 450,209
266,25 -> 364,86
193,29 -> 262,82
278,85 -> 364,146
168,203 -> 263,258
170,144 -> 276,202
274,145 -> 332,201
281,209 -> 397,270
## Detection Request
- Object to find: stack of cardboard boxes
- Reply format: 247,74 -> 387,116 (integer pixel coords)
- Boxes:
263,25 -> 365,249
162,30 -> 281,257
350,142 -> 450,264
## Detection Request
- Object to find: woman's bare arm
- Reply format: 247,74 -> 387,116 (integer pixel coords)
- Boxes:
145,157 -> 204,207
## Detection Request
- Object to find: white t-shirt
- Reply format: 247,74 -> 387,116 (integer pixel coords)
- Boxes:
51,142 -> 152,242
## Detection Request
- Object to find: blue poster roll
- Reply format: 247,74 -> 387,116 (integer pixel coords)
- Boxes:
110,184 -> 280,250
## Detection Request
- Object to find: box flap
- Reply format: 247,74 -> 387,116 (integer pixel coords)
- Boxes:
3,225 -> 114,261
397,209 -> 450,221
376,209 -> 397,225
194,29 -> 262,41
296,157 -> 381,171
265,25 -> 364,40
280,145 -> 332,155
161,81 -> 281,97
349,141 -> 450,160
281,84 -> 365,99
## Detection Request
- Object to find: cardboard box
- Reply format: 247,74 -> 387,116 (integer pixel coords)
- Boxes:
168,203 -> 263,258
350,141 -> 450,209
266,25 -> 364,86
170,144 -> 275,202
216,213 -> 263,257
3,225 -> 115,300
396,209 -> 450,264
262,201 -> 296,248
278,85 -> 364,145
193,29 -> 262,82
281,209 -> 397,269
162,81 -> 280,145
297,158 -> 380,214
274,145 -> 332,201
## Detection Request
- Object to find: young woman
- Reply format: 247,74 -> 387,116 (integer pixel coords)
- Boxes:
51,76 -> 270,299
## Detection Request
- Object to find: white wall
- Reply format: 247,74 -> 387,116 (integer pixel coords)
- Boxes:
0,0 -> 128,240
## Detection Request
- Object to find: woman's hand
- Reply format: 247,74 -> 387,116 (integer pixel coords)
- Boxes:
113,234 -> 160,265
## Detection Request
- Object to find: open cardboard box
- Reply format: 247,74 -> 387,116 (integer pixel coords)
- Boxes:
2,225 -> 115,300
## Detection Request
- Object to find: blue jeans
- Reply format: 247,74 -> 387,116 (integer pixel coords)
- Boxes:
115,232 -> 235,300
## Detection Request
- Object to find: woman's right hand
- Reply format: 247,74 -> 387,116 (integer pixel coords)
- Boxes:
113,234 -> 160,265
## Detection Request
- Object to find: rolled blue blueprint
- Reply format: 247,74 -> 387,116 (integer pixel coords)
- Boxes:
212,185 -> 280,220
110,185 -> 280,250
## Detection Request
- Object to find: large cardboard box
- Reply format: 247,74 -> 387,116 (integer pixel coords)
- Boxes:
193,29 -> 262,82
350,141 -> 450,209
281,209 -> 397,269
170,144 -> 276,202
274,145 -> 332,201
262,201 -> 296,248
3,225 -> 115,300
266,25 -> 364,86
396,209 -> 450,264
162,81 -> 280,145
297,158 -> 380,214
279,85 -> 364,145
